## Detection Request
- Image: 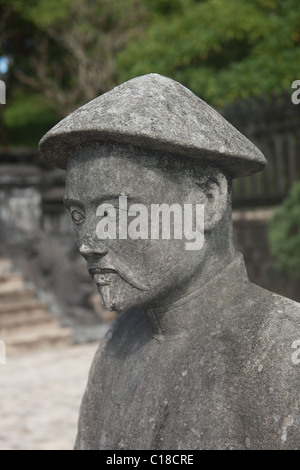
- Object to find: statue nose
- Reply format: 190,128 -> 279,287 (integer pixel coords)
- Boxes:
79,243 -> 108,257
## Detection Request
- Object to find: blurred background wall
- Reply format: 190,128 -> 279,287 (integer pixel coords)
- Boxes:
1,0 -> 300,347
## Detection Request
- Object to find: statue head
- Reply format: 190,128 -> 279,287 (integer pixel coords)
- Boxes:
39,74 -> 266,313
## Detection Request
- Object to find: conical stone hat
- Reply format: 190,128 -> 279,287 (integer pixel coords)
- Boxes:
39,73 -> 267,177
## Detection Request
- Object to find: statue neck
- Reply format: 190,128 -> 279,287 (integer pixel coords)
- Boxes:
144,251 -> 249,340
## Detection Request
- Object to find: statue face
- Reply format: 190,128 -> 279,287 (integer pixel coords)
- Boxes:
64,142 -> 210,312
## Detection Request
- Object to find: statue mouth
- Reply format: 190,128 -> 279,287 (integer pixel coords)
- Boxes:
89,268 -> 118,285
88,263 -> 149,291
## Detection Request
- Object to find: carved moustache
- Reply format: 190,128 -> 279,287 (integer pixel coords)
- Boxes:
88,257 -> 149,291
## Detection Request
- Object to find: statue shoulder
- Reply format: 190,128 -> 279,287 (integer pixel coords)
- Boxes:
241,287 -> 300,448
248,286 -> 300,375
254,287 -> 300,344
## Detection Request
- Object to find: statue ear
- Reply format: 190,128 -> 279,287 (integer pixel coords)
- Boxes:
203,172 -> 228,231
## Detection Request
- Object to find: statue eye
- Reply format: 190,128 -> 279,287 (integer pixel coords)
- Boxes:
71,210 -> 85,224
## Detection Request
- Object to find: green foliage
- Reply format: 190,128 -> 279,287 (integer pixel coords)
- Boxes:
117,0 -> 300,106
1,0 -> 300,146
3,89 -> 58,146
269,181 -> 300,279
0,0 -> 147,146
5,0 -> 71,27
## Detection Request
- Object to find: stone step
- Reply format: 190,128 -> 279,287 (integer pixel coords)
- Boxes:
0,259 -> 13,275
0,308 -> 50,325
0,273 -> 25,294
0,258 -> 74,352
0,299 -> 47,315
4,327 -> 73,353
0,272 -> 23,283
0,310 -> 58,331
0,288 -> 36,303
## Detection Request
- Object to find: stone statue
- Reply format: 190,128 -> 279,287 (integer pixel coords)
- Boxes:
39,74 -> 300,450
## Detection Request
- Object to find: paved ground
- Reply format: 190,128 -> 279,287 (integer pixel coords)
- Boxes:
0,342 -> 99,450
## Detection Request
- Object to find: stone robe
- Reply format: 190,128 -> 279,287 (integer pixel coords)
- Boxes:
75,254 -> 300,450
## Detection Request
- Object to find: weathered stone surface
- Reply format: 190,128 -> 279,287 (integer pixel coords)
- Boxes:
39,74 -> 266,177
76,257 -> 300,450
39,75 -> 300,450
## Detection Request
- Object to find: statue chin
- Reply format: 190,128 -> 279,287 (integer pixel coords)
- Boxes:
96,283 -> 120,312
96,281 -> 142,313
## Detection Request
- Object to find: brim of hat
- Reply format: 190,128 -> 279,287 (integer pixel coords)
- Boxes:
39,128 -> 267,178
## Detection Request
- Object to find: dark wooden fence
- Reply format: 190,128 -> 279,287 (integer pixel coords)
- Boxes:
223,91 -> 300,207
